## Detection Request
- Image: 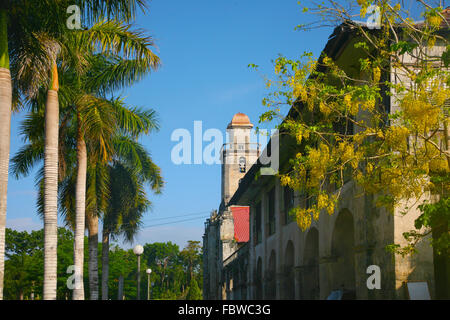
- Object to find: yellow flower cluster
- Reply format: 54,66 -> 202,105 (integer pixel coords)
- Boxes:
323,56 -> 332,66
401,95 -> 440,133
317,193 -> 337,216
353,132 -> 365,145
427,15 -> 442,28
373,67 -> 381,83
360,7 -> 367,18
274,64 -> 281,75
361,98 -> 376,112
343,94 -> 359,115
280,175 -> 291,187
432,85 -> 450,106
385,126 -> 409,151
293,125 -> 310,144
295,207 -> 312,231
293,83 -> 308,101
428,36 -> 436,48
337,141 -> 355,164
319,101 -> 331,116
429,158 -> 449,173
308,144 -> 330,186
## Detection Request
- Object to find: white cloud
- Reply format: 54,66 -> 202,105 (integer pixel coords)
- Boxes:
6,217 -> 42,232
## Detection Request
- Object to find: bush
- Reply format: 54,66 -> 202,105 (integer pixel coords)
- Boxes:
186,278 -> 202,300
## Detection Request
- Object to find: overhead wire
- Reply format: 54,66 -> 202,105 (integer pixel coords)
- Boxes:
141,215 -> 210,228
110,210 -> 212,229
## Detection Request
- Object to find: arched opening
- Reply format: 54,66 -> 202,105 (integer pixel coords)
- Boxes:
282,241 -> 295,299
303,227 -> 319,299
330,209 -> 356,298
265,250 -> 277,299
254,258 -> 263,300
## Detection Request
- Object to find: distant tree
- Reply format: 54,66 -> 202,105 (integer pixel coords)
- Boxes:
3,231 -> 202,300
186,278 -> 202,300
180,240 -> 202,283
3,227 -> 77,300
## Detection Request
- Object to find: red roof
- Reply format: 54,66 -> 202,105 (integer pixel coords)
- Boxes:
231,206 -> 250,243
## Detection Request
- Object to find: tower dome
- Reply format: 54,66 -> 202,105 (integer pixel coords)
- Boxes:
227,113 -> 253,129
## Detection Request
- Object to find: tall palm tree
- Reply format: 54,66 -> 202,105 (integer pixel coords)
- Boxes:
1,0 -> 153,300
0,0 -> 54,299
68,44 -> 159,299
101,162 -> 151,300
11,95 -> 162,300
101,135 -> 163,300
42,0 -> 151,299
67,18 -> 161,299
0,8 -> 11,301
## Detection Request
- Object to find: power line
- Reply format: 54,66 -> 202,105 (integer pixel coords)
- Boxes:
105,210 -> 212,229
141,215 -> 209,228
141,211 -> 210,222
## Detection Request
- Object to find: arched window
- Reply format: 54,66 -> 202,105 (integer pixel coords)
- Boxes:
239,157 -> 246,173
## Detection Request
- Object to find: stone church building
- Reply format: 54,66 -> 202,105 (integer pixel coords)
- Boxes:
203,18 -> 449,300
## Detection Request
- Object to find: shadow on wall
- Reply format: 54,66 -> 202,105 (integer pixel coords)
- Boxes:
329,209 -> 356,298
303,227 -> 320,300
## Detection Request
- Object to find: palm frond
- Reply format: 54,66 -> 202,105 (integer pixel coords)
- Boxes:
10,142 -> 44,179
79,19 -> 160,68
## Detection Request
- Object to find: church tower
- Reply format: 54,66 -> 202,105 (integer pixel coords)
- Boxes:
221,113 -> 259,206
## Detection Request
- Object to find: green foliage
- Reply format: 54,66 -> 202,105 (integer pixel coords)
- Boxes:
186,278 -> 202,300
443,45 -> 450,68
142,241 -> 203,300
416,197 -> 450,255
256,0 -> 450,255
4,227 -> 202,300
4,228 -> 74,300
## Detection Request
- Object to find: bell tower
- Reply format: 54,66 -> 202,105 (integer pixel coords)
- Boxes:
221,113 -> 259,206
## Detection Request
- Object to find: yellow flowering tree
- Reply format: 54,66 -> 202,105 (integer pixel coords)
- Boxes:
257,0 -> 449,256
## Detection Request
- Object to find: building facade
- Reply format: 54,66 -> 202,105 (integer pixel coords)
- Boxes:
203,20 -> 448,300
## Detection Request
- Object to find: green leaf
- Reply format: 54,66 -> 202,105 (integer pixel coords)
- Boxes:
442,45 -> 450,68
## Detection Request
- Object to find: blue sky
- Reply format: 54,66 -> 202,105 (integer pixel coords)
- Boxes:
7,0 -> 336,249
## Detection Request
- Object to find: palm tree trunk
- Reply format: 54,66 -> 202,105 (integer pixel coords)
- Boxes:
87,213 -> 99,300
43,62 -> 59,300
0,9 -> 11,301
73,117 -> 86,300
101,229 -> 110,300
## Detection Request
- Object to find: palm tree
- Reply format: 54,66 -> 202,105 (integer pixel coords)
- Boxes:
1,0 -> 153,300
0,8 -> 11,301
0,0 -> 55,299
47,23 -> 159,301
12,94 -> 162,300
69,18 -> 161,299
101,135 -> 163,300
69,44 -> 159,299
